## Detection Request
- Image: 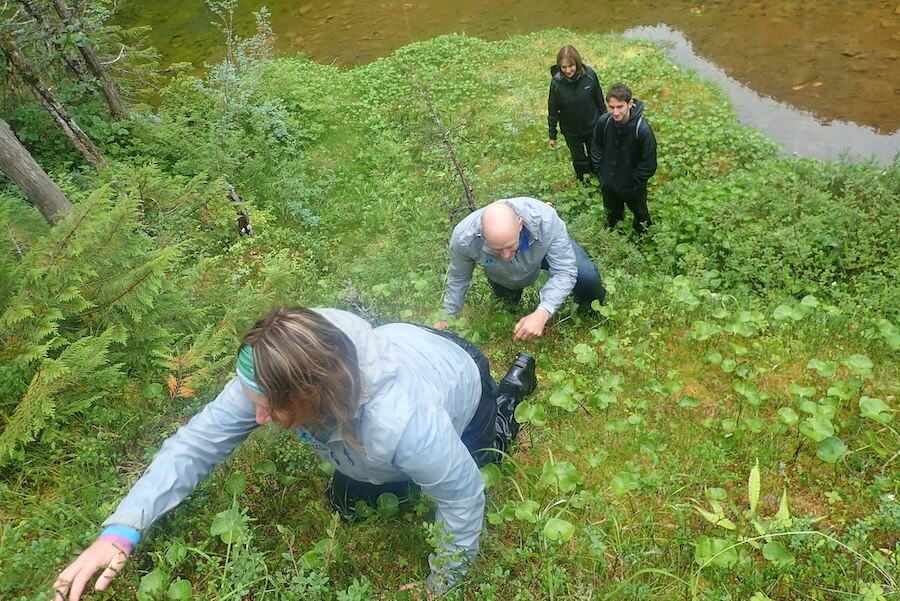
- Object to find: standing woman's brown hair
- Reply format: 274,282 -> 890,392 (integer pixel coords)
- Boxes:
556,45 -> 584,78
241,307 -> 363,448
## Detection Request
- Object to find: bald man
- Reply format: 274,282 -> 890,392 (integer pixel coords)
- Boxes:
435,197 -> 606,340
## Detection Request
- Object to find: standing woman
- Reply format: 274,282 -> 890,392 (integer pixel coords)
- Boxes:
52,307 -> 536,600
547,45 -> 606,182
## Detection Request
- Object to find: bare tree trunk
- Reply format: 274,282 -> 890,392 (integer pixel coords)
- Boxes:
0,117 -> 74,225
17,0 -> 88,81
0,29 -> 106,170
50,0 -> 126,118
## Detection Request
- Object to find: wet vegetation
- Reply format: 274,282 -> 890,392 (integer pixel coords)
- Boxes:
1,22 -> 898,601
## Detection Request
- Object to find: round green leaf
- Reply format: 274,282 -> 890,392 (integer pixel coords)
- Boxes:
480,463 -> 502,487
800,295 -> 820,308
543,517 -> 576,543
859,396 -> 893,424
572,343 -> 597,364
694,535 -> 737,568
253,459 -> 276,476
678,395 -> 700,408
777,407 -> 799,425
225,473 -> 247,495
799,416 -> 834,442
210,506 -> 244,543
593,390 -> 618,409
142,382 -> 164,398
706,487 -> 728,501
376,492 -> 400,516
843,354 -> 873,377
772,305 -> 793,321
610,471 -> 639,496
514,499 -> 539,523
762,541 -> 795,567
789,382 -> 817,398
816,437 -> 846,463
542,460 -> 582,493
806,359 -> 837,378
167,578 -> 193,601
549,390 -> 577,412
707,351 -> 723,365
514,400 -> 547,427
139,570 -> 169,599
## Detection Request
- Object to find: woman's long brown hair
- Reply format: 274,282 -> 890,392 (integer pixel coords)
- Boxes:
241,307 -> 362,448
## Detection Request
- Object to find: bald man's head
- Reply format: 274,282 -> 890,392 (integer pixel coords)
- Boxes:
482,201 -> 523,261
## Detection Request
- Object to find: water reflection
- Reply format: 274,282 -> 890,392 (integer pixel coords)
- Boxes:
625,26 -> 900,164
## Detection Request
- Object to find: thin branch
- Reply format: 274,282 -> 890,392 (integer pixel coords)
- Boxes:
413,77 -> 477,213
6,224 -> 24,258
101,44 -> 126,66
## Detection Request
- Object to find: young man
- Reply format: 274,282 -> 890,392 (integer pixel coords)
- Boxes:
435,198 -> 606,340
590,83 -> 658,234
52,307 -> 537,600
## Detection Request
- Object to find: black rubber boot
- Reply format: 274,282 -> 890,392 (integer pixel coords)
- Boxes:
499,352 -> 537,399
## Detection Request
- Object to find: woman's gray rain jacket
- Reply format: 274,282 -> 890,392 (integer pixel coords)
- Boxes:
101,309 -> 484,594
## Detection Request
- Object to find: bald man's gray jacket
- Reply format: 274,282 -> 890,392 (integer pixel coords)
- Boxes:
443,197 -> 578,318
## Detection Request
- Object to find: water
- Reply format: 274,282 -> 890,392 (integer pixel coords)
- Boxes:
625,26 -> 900,163
114,0 -> 900,162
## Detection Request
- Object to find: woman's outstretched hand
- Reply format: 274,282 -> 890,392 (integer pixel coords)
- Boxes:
53,538 -> 131,601
399,580 -> 435,600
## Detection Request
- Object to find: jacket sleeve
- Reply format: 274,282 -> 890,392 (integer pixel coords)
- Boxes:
102,378 -> 259,534
547,82 -> 560,140
393,405 -> 485,595
590,115 -> 607,175
634,122 -> 658,188
442,235 -> 476,318
537,215 -> 578,316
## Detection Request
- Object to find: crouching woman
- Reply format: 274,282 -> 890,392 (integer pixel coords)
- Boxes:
53,307 -> 536,600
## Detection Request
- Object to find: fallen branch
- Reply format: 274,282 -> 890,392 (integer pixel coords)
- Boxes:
416,81 -> 477,213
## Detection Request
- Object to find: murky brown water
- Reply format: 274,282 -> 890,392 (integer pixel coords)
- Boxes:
116,0 -> 900,159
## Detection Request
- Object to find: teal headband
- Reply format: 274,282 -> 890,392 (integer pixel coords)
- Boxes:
236,345 -> 263,393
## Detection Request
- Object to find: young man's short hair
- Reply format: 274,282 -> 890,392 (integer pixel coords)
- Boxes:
606,83 -> 633,103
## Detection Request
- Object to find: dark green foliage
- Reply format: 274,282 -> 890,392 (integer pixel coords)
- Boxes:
1,27 -> 897,601
650,158 -> 900,315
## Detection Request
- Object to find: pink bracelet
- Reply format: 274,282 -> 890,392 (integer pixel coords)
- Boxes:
98,533 -> 134,555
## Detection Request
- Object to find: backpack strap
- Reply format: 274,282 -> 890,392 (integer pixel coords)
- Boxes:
635,116 -> 643,141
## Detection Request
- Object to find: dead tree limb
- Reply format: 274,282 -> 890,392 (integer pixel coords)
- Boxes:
0,29 -> 106,170
416,82 -> 477,213
0,116 -> 74,225
17,0 -> 88,81
50,0 -> 126,118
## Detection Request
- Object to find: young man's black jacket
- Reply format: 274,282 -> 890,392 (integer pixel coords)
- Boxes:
547,64 -> 606,140
590,98 -> 658,196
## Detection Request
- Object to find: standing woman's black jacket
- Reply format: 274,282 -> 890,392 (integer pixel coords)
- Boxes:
547,64 -> 606,140
590,98 -> 658,195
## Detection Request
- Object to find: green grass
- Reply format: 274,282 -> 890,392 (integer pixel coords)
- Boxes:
0,28 -> 897,601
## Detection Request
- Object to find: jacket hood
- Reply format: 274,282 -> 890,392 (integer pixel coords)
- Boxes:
313,308 -> 398,408
615,98 -> 645,129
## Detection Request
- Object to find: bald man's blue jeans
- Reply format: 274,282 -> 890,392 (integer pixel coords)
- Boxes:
487,238 -> 606,309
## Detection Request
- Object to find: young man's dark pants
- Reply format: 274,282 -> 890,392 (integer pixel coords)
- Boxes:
602,187 -> 652,234
327,328 -> 520,515
487,239 -> 606,309
562,134 -> 592,181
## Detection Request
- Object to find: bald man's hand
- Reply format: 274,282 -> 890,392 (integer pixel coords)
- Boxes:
514,309 -> 551,341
